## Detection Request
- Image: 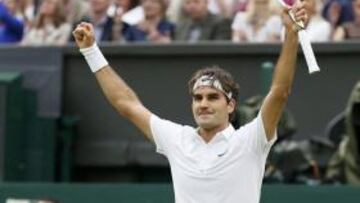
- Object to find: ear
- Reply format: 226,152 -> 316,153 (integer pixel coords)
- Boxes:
227,99 -> 236,114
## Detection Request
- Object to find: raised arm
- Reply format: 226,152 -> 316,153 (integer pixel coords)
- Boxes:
260,2 -> 308,141
72,22 -> 153,141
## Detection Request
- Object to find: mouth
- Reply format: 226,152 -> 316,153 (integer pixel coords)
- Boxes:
198,112 -> 213,117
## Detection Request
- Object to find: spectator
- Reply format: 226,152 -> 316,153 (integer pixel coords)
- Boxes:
231,0 -> 282,43
305,0 -> 331,42
175,0 -> 231,42
108,0 -> 141,17
0,0 -> 25,44
110,0 -> 141,42
61,0 -> 90,24
75,0 -> 116,42
333,0 -> 360,41
124,0 -> 175,43
322,0 -> 354,36
21,0 -> 71,46
208,0 -> 237,19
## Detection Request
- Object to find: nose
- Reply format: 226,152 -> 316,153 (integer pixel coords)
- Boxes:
199,97 -> 209,108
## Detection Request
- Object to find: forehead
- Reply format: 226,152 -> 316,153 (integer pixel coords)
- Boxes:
192,86 -> 223,96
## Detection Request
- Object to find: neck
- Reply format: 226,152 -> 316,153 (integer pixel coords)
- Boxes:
199,123 -> 229,143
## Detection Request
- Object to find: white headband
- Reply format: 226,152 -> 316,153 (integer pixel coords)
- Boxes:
193,75 -> 233,100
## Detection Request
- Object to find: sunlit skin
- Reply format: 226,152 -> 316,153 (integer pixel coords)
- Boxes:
192,86 -> 235,143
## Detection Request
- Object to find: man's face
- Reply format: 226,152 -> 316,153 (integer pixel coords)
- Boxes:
192,86 -> 235,130
90,0 -> 110,14
183,0 -> 208,20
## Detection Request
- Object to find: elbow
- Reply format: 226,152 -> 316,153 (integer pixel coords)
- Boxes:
110,90 -> 139,117
269,85 -> 291,102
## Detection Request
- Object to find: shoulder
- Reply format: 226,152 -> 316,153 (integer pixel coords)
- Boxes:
150,114 -> 194,134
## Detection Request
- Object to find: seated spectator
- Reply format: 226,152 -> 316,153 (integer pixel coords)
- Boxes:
110,0 -> 141,42
231,0 -> 281,43
0,0 -> 25,44
21,0 -> 71,46
333,0 -> 360,41
123,0 -> 174,43
322,0 -> 354,36
175,0 -> 231,42
306,0 -> 331,42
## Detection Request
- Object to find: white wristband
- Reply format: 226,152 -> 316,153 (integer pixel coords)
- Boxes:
80,43 -> 109,73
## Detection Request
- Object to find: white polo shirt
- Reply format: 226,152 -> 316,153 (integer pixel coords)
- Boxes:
150,113 -> 277,203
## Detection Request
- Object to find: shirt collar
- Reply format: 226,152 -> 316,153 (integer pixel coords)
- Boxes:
219,124 -> 235,140
195,124 -> 235,143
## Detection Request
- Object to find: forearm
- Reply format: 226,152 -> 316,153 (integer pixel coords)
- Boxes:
261,29 -> 299,139
80,43 -> 141,116
270,30 -> 299,96
95,66 -> 141,117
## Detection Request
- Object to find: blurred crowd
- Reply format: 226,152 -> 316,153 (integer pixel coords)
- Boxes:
0,0 -> 359,46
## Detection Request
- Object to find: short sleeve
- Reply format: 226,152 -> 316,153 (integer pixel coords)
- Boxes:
240,112 -> 277,156
150,114 -> 184,156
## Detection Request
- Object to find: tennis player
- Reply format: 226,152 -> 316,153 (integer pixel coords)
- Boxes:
72,1 -> 309,202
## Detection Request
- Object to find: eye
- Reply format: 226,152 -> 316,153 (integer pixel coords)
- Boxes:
193,94 -> 202,102
208,93 -> 220,101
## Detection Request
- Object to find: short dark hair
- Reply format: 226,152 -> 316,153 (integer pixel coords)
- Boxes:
188,66 -> 240,121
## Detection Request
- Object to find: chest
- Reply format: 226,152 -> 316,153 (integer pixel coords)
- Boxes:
169,134 -> 259,176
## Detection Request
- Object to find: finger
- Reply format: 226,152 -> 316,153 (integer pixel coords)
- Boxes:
294,10 -> 306,21
292,0 -> 305,13
297,13 -> 308,23
72,27 -> 87,40
79,22 -> 90,29
84,23 -> 94,34
294,9 -> 306,18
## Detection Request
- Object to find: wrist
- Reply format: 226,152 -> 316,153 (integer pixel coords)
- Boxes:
80,43 -> 109,73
